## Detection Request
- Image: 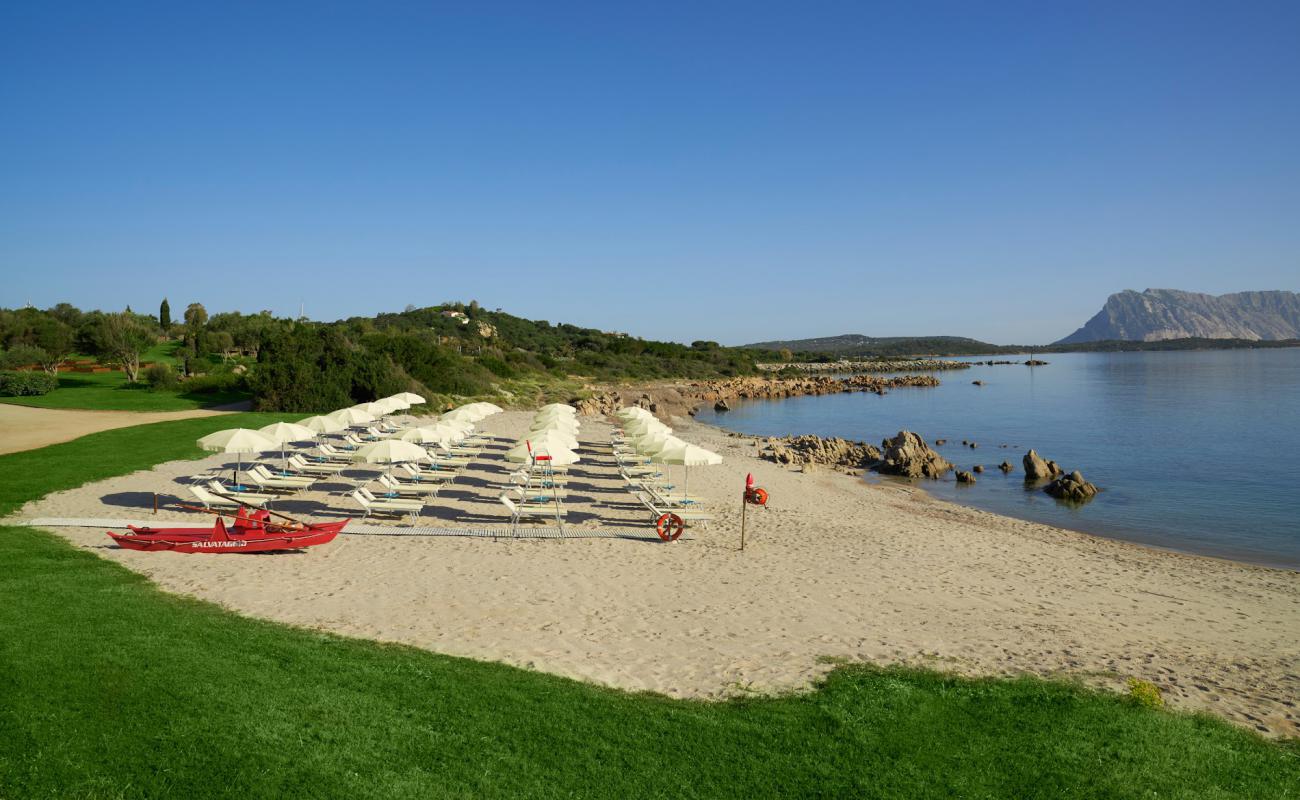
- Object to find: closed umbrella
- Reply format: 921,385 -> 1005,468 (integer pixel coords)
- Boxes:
197,428 -> 277,488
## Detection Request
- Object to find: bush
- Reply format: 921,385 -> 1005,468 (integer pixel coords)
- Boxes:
143,363 -> 180,391
0,371 -> 59,396
183,370 -> 246,395
1127,678 -> 1165,709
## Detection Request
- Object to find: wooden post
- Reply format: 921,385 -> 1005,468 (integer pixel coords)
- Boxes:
153,493 -> 158,515
740,492 -> 747,551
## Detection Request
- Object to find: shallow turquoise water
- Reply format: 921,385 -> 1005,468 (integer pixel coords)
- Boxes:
695,350 -> 1300,569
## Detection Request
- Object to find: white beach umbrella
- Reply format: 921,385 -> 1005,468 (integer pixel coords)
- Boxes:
505,440 -> 580,465
635,432 -> 682,456
472,401 -> 503,413
298,415 -> 345,435
352,402 -> 388,417
539,403 -> 576,415
395,427 -> 454,445
531,414 -> 579,431
441,407 -> 480,422
534,408 -> 577,424
625,417 -> 670,437
377,397 -> 409,413
197,428 -> 278,487
616,406 -> 653,421
654,442 -> 723,499
393,392 -> 426,405
328,407 -> 374,426
258,421 -> 317,467
352,439 -> 430,465
520,429 -> 579,452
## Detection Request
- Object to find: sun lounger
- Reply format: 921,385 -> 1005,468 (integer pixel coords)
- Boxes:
377,473 -> 443,498
349,489 -> 422,522
499,492 -> 566,528
397,462 -> 458,483
287,454 -> 347,475
244,467 -> 313,494
188,484 -> 273,510
634,492 -> 713,526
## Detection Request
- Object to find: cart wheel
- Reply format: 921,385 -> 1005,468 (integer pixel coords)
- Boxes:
655,513 -> 685,541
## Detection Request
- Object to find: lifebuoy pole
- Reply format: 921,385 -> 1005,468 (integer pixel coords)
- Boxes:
740,490 -> 747,551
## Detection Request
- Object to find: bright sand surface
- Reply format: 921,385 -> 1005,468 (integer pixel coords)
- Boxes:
10,411 -> 1299,737
0,403 -> 235,455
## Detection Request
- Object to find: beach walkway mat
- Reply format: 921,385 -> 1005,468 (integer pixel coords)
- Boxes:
10,518 -> 679,542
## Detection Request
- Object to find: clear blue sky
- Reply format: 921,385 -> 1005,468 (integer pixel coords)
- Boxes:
2,1 -> 1297,345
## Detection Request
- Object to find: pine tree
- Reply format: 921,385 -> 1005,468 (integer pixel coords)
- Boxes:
160,298 -> 171,330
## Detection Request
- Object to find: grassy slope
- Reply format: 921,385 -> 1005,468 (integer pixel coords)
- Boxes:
1,369 -> 248,411
1,420 -> 1297,798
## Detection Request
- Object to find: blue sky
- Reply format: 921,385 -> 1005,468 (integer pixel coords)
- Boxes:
2,1 -> 1297,345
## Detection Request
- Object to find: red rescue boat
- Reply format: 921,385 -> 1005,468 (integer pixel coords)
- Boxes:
108,506 -> 347,553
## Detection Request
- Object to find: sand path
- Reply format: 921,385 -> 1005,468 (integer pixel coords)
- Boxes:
10,411 -> 1299,737
0,403 -> 238,455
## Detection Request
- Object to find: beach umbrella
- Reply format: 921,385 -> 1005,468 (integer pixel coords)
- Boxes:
616,407 -> 653,421
352,402 -> 388,417
258,421 -> 317,468
534,407 -> 577,423
352,439 -> 430,465
634,432 -> 682,456
328,407 -> 374,426
505,440 -> 580,465
654,442 -> 723,499
441,407 -> 480,422
298,415 -> 345,436
625,417 -> 670,437
197,428 -> 277,488
393,392 -> 426,405
377,397 -> 409,413
472,401 -> 503,413
531,414 -> 579,431
539,403 -> 576,415
438,417 -> 476,432
395,427 -> 454,445
519,429 -> 579,452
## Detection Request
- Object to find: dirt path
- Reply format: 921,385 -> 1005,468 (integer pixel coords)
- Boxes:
0,404 -> 238,455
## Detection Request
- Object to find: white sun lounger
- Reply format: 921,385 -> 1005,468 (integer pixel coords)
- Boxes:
188,484 -> 273,510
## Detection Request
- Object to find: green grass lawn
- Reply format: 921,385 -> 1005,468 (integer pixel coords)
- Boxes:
1,369 -> 249,411
1,419 -> 1297,798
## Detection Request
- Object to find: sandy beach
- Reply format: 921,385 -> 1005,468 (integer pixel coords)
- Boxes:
10,410 -> 1299,738
0,404 -> 236,455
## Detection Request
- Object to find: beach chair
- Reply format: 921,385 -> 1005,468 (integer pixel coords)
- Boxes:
499,492 -> 566,530
244,466 -> 314,494
397,462 -> 458,484
377,473 -> 443,499
188,484 -> 273,510
287,454 -> 347,475
634,492 -> 713,527
348,489 -> 422,522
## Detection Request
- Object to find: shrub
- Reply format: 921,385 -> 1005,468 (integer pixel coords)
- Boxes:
477,355 -> 516,379
183,370 -> 246,395
0,370 -> 59,396
143,363 -> 180,391
1127,678 -> 1165,709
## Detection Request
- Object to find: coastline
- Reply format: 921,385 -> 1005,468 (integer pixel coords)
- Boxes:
13,408 -> 1299,738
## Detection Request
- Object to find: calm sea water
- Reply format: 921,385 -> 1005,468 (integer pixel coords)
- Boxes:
696,350 -> 1300,570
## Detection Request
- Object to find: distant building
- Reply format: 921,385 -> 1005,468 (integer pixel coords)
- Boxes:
440,310 -> 470,324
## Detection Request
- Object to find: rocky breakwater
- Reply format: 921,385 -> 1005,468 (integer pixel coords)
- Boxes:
756,359 -> 970,373
876,431 -> 953,479
573,374 -> 942,419
761,435 -> 881,473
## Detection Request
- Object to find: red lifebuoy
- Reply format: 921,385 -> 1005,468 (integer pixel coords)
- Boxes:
745,487 -> 768,506
656,513 -> 685,541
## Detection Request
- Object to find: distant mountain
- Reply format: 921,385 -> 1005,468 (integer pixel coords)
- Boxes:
742,334 -> 1004,357
1056,289 -> 1300,345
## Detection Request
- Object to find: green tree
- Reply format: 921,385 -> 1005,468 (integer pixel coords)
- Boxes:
184,303 -> 208,346
93,311 -> 156,382
159,298 -> 171,330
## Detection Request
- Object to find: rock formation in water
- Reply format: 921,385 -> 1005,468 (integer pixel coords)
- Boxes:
1023,450 -> 1064,481
1056,289 -> 1300,344
877,431 -> 953,479
762,435 -> 881,472
1045,470 -> 1100,502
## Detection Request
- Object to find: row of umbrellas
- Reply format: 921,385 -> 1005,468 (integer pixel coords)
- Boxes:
507,403 -> 581,465
614,406 -> 722,498
195,395 -> 506,480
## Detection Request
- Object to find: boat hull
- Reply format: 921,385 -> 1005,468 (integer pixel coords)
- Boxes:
109,517 -> 347,553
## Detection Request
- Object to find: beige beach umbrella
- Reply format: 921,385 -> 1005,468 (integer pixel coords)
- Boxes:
441,407 -> 481,422
377,397 -> 409,413
473,402 -> 503,413
539,403 -> 576,414
616,406 -> 653,420
625,417 -> 670,437
654,442 -> 723,499
298,415 -> 345,436
531,415 -> 579,432
197,428 -> 278,487
352,402 -> 389,417
505,441 -> 580,465
519,429 -> 579,452
393,392 -> 427,405
328,407 -> 375,426
634,432 -> 682,456
352,439 -> 430,465
395,427 -> 454,446
258,421 -> 317,468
